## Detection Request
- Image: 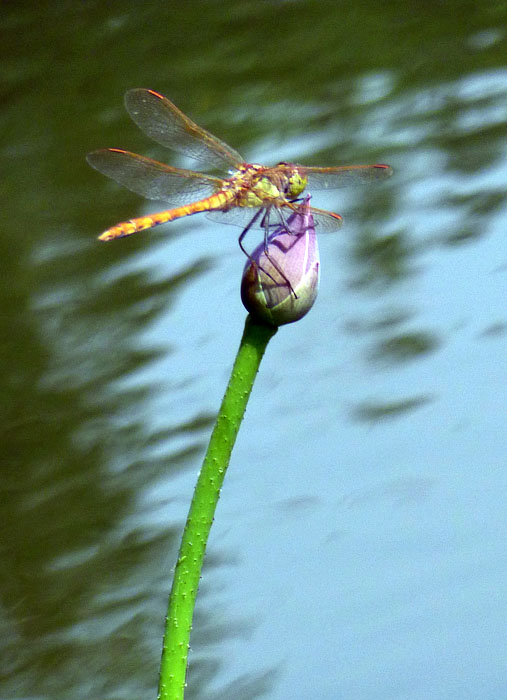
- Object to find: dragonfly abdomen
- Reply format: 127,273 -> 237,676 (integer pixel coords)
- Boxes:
98,191 -> 232,241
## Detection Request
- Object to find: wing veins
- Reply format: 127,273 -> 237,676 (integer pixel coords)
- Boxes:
124,89 -> 245,170
299,164 -> 393,189
87,149 -> 225,203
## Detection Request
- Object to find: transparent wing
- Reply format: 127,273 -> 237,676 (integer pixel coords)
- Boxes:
206,202 -> 343,233
298,163 -> 393,190
87,149 -> 225,204
206,207 -> 264,228
124,89 -> 245,170
260,204 -> 344,233
308,207 -> 343,232
269,204 -> 343,233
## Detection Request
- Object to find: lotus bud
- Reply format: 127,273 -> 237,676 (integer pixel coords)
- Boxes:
241,197 -> 319,326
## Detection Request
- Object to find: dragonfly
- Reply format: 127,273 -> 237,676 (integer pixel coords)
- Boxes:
87,89 -> 392,247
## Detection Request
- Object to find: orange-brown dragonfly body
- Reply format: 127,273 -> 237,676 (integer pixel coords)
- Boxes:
87,89 -> 392,242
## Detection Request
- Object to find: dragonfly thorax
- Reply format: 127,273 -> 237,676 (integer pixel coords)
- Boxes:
228,162 -> 309,209
222,163 -> 300,209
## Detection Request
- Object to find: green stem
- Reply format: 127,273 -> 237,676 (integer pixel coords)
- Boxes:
158,315 -> 277,700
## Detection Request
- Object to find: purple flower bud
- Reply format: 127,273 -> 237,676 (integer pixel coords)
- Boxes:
241,197 -> 319,326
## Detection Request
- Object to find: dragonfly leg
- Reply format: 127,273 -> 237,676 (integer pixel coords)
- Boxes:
239,209 -> 294,295
261,209 -> 298,299
238,208 -> 263,260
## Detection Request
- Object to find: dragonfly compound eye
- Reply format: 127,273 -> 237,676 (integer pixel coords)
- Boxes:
287,171 -> 308,198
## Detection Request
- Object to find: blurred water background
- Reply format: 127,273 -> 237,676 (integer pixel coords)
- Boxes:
1,2 -> 506,699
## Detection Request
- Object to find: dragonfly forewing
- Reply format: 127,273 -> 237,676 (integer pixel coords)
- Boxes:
125,89 -> 245,170
300,163 -> 393,189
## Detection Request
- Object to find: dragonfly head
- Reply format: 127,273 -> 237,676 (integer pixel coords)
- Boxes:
276,162 -> 308,198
